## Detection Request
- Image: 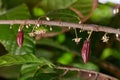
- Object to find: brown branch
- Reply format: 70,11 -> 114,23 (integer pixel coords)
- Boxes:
69,0 -> 98,23
0,20 -> 119,34
69,7 -> 84,18
81,0 -> 98,23
98,61 -> 120,78
56,66 -> 118,80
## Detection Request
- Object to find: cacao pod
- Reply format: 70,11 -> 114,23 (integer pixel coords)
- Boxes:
81,40 -> 90,63
17,30 -> 24,47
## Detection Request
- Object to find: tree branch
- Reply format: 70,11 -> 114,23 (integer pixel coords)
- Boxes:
69,7 -> 84,18
98,61 -> 120,78
0,20 -> 119,34
56,66 -> 118,80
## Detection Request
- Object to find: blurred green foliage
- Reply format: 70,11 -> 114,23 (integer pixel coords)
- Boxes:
90,5 -> 113,24
57,52 -> 73,65
33,7 -> 45,16
0,0 -> 119,80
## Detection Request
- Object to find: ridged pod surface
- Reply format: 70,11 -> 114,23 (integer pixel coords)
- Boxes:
17,30 -> 24,47
81,40 -> 90,63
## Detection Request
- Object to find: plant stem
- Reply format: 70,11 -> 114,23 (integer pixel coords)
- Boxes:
0,20 -> 119,34
56,66 -> 118,80
74,28 -> 78,38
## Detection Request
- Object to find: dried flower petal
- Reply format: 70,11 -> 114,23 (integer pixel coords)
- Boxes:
28,32 -> 35,37
17,30 -> 24,47
81,40 -> 90,63
34,29 -> 46,34
101,34 -> 109,43
72,38 -> 82,44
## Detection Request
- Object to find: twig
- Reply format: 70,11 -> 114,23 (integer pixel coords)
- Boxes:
59,69 -> 69,77
81,0 -> 98,23
0,20 -> 119,34
56,66 -> 118,80
69,7 -> 84,18
98,61 -> 120,78
70,0 -> 98,23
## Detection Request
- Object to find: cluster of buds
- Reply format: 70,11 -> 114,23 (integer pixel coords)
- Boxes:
16,24 -> 48,47
28,26 -> 47,40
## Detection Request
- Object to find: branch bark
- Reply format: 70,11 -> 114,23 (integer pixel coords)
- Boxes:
98,61 -> 120,78
0,20 -> 119,34
56,66 -> 118,80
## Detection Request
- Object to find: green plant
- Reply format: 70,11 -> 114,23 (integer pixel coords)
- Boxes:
0,0 -> 120,80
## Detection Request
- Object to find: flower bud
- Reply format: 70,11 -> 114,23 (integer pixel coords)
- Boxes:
17,30 -> 24,47
81,40 -> 90,63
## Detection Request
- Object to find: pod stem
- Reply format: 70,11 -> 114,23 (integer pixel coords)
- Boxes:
87,31 -> 93,40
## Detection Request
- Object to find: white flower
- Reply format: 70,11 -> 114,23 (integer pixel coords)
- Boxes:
101,34 -> 109,43
34,29 -> 46,34
72,38 -> 82,44
28,32 -> 35,37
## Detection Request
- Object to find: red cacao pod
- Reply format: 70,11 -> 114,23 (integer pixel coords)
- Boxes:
81,40 -> 90,63
17,30 -> 24,47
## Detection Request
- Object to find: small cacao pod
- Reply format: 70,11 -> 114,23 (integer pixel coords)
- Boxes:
81,40 -> 90,63
17,30 -> 24,47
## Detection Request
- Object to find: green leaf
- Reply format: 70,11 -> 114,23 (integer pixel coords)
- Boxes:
39,57 -> 55,68
46,9 -> 80,23
0,4 -> 31,19
0,53 -> 54,79
27,73 -> 58,80
0,53 -> 54,67
72,0 -> 93,16
33,7 -> 45,16
0,65 -> 21,79
0,53 -> 40,66
2,0 -> 40,9
36,38 -> 70,52
40,0 -> 76,10
0,4 -> 34,55
20,63 -> 55,80
20,64 -> 39,80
